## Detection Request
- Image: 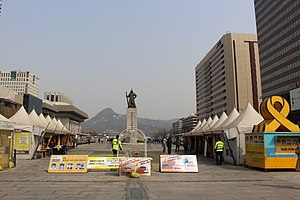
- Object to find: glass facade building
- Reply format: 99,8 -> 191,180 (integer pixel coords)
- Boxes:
254,0 -> 300,124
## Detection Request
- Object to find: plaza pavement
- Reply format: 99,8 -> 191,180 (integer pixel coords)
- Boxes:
0,142 -> 300,200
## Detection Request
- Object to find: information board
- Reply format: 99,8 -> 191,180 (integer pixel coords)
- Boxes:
290,87 -> 300,111
14,133 -> 30,154
119,157 -> 152,176
48,155 -> 88,173
160,155 -> 198,173
87,156 -> 120,169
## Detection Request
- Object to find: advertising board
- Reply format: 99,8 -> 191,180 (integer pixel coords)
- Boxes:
160,155 -> 198,173
48,155 -> 88,173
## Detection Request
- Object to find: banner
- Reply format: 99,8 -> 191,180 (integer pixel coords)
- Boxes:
119,157 -> 152,176
14,133 -> 30,154
87,156 -> 120,169
160,155 -> 198,173
48,155 -> 88,173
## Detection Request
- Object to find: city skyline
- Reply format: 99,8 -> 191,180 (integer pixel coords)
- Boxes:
0,0 -> 257,120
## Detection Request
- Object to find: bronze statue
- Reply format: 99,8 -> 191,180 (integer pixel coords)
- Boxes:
126,89 -> 137,108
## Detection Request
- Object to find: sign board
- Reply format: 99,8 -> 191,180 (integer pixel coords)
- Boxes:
14,133 -> 30,154
160,155 -> 198,173
119,157 -> 152,176
290,87 -> 300,111
0,120 -> 14,130
87,156 -> 120,169
48,155 -> 88,173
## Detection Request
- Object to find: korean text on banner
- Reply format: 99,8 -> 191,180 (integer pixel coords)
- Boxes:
160,155 -> 198,173
48,155 -> 88,173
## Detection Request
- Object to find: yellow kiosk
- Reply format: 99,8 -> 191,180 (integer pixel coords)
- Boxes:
245,96 -> 300,169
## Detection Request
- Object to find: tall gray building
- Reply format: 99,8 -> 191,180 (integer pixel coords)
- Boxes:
195,33 -> 262,120
254,0 -> 300,124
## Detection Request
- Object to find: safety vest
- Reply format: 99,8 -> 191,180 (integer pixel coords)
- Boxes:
112,139 -> 122,150
214,141 -> 224,152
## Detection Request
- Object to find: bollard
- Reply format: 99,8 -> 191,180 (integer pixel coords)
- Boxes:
13,149 -> 17,167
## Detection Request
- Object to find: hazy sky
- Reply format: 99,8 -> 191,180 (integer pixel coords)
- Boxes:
0,0 -> 257,120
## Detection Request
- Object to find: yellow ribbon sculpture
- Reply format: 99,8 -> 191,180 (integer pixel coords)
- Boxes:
253,96 -> 300,132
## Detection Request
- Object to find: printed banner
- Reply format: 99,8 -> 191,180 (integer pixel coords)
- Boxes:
119,157 -> 152,176
48,155 -> 88,173
87,156 -> 120,169
14,133 -> 30,154
160,155 -> 198,173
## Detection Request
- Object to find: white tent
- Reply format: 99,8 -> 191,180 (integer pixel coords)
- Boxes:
226,103 -> 264,139
202,115 -> 219,133
39,113 -> 50,130
57,119 -> 69,134
211,112 -> 228,131
192,119 -> 207,136
45,115 -> 57,131
222,103 -> 264,165
29,110 -> 47,129
201,117 -> 212,132
217,108 -> 239,131
186,120 -> 202,136
9,106 -> 42,159
9,106 -> 36,132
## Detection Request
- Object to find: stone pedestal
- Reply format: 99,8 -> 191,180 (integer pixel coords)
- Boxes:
126,108 -> 137,130
120,108 -> 145,143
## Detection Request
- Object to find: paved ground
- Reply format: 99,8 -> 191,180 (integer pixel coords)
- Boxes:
1,142 -> 300,199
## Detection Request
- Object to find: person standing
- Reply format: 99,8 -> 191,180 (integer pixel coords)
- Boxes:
167,136 -> 172,154
112,135 -> 123,157
183,137 -> 188,154
175,137 -> 180,153
214,137 -> 224,165
161,137 -> 167,153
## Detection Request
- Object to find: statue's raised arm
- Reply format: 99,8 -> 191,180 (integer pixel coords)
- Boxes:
126,89 -> 137,108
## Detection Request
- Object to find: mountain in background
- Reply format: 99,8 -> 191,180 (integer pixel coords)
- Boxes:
81,108 -> 177,136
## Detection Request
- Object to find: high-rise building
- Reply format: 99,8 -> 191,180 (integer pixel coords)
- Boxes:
254,0 -> 300,124
195,33 -> 262,120
0,70 -> 40,97
182,113 -> 198,133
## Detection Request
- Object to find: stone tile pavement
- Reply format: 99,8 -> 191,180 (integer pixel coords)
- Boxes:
0,142 -> 300,199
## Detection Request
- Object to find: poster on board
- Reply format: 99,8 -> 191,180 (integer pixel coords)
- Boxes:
87,156 -> 120,169
160,155 -> 198,173
14,132 -> 30,154
119,157 -> 152,176
48,155 -> 88,173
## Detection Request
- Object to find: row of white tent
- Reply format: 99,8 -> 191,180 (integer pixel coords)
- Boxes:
183,103 -> 265,165
184,102 -> 264,138
1,106 -> 72,135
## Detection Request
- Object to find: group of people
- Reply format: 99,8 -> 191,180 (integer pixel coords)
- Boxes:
161,136 -> 189,154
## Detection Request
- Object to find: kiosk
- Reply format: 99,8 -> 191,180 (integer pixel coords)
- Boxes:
245,96 -> 300,170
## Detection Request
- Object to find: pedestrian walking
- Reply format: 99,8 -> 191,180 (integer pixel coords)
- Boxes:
161,137 -> 167,153
112,135 -> 123,156
167,136 -> 172,154
214,137 -> 224,165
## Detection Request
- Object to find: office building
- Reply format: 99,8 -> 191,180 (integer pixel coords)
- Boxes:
44,91 -> 73,105
254,0 -> 300,124
195,33 -> 262,120
0,70 -> 40,97
182,113 -> 198,133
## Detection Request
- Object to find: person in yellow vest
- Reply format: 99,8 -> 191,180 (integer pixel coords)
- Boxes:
214,137 -> 224,165
112,135 -> 123,156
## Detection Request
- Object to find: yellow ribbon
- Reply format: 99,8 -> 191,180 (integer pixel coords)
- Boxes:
253,96 -> 300,132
